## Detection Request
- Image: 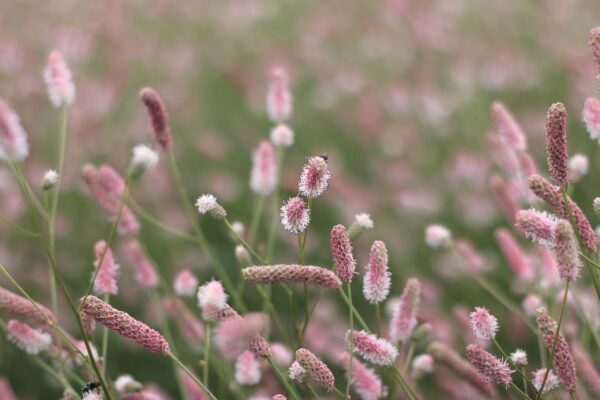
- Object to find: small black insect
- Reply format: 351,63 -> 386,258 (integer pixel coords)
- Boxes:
318,154 -> 329,162
81,381 -> 101,395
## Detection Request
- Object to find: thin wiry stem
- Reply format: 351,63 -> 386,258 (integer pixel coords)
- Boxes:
346,282 -> 353,398
169,353 -> 218,400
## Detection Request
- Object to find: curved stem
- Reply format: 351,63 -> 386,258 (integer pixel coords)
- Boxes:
225,218 -> 266,264
267,356 -> 302,400
129,198 -> 196,242
169,353 -> 218,400
203,323 -> 211,386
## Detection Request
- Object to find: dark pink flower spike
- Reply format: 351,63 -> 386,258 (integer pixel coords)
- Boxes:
330,224 -> 356,282
466,344 -> 513,386
242,265 -> 342,289
139,87 -> 172,150
545,103 -> 568,187
295,348 -> 335,391
589,27 -> 600,73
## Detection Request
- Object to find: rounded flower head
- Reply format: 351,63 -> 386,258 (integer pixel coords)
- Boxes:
250,140 -> 277,196
44,50 -> 75,108
424,224 -> 452,248
42,169 -> 59,190
0,99 -> 29,162
362,240 -> 391,304
139,87 -> 172,150
93,240 -> 119,296
389,278 -> 420,343
299,156 -> 331,198
466,344 -> 513,386
522,294 -> 542,317
195,194 -> 226,219
583,97 -> 600,143
411,354 -> 434,377
267,67 -> 292,123
270,123 -> 294,147
509,349 -> 528,366
545,102 -> 568,186
173,269 -> 198,297
330,224 -> 356,282
469,307 -> 499,341
348,213 -> 374,239
568,153 -> 588,182
340,353 -> 387,400
128,144 -> 159,180
7,320 -> 52,354
515,209 -> 559,249
235,350 -> 261,385
288,361 -> 307,383
295,348 -> 335,390
346,330 -> 398,366
555,219 -> 582,281
197,280 -> 228,321
532,369 -> 560,394
280,196 -> 310,233
114,375 -> 142,395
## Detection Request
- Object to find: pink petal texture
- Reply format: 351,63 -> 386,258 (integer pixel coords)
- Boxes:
0,286 -> 56,326
340,352 -> 387,400
280,196 -> 310,233
299,156 -> 331,199
121,239 -> 159,288
494,228 -> 534,281
93,240 -> 119,296
572,342 -> 600,397
362,240 -> 392,304
554,220 -> 582,281
7,319 -> 52,354
0,99 -> 28,162
345,329 -> 398,366
214,312 -> 268,359
43,50 -> 75,108
266,67 -> 292,123
583,97 -> 600,142
389,278 -> 420,343
469,307 -> 498,341
330,224 -> 356,282
250,140 -> 277,196
139,87 -> 172,150
242,265 -> 342,289
544,102 -> 568,187
490,101 -> 526,152
466,343 -> 513,386
295,348 -> 335,391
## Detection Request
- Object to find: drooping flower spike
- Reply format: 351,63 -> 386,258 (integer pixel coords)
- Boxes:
0,99 -> 29,162
490,101 -> 526,152
242,265 -> 342,289
514,209 -> 558,249
0,287 -> 56,326
139,87 -> 172,150
295,348 -> 335,391
389,278 -> 420,343
466,344 -> 513,386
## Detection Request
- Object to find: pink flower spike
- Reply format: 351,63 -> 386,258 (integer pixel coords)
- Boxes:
213,313 -> 268,359
494,228 -> 534,281
469,307 -> 499,341
43,50 -> 75,108
270,123 -> 294,148
345,330 -> 398,366
0,99 -> 29,162
555,220 -> 582,281
267,67 -> 292,123
532,368 -> 560,394
242,265 -> 342,289
299,156 -> 331,199
330,224 -> 356,282
250,140 -> 277,196
490,101 -> 526,152
545,102 -> 568,187
515,209 -> 558,249
0,378 -> 17,400
280,196 -> 310,233
589,26 -> 600,73
173,269 -> 198,297
197,280 -> 228,321
178,370 -> 207,400
139,87 -> 172,150
7,319 -> 52,354
583,97 -> 600,143
340,352 -> 387,400
0,287 -> 57,326
363,241 -> 391,304
389,278 -> 420,343
572,342 -> 600,397
93,240 -> 119,296
466,344 -> 513,386
120,239 -> 159,288
235,350 -> 261,385
295,348 -> 335,390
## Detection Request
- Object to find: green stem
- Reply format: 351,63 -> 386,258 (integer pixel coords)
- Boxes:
225,218 -> 266,264
0,212 -> 40,237
346,282 -> 353,398
204,323 -> 211,386
510,381 -> 533,400
338,287 -> 371,332
128,198 -> 196,242
267,356 -> 302,400
391,366 -> 418,400
169,353 -> 218,400
403,341 -> 416,373
249,195 -> 266,245
375,303 -> 382,336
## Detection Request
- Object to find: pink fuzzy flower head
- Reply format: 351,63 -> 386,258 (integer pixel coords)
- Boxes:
363,241 -> 391,304
545,102 -> 568,187
250,140 -> 277,196
555,220 -> 582,281
522,294 -> 542,317
0,99 -> 28,162
469,307 -> 499,341
590,26 -> 600,72
173,269 -> 198,297
389,278 -> 420,343
288,361 -> 307,383
267,67 -> 292,123
197,280 -> 228,321
583,97 -> 600,143
0,379 -> 17,400
348,213 -> 374,239
411,354 -> 434,377
330,224 -> 356,282
466,344 -> 513,386
195,194 -> 227,220
139,87 -> 172,150
515,209 -> 558,249
178,370 -> 207,400
120,239 -> 158,288
295,348 -> 335,390
494,228 -> 534,281
510,349 -> 528,366
235,350 -> 261,385
490,101 -> 526,152
424,224 -> 452,248
214,312 -> 268,359
79,295 -> 170,355
270,123 -> 294,148
242,265 -> 342,289
280,196 -> 310,233
340,352 -> 387,400
93,240 -> 119,296
271,395 -> 287,400
44,50 -> 75,108
0,286 -> 57,326
7,319 -> 52,354
572,342 -> 600,397
345,330 -> 398,366
532,369 -> 560,394
249,334 -> 271,358
299,156 -> 331,198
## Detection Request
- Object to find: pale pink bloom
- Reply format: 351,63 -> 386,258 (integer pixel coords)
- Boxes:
568,153 -> 588,182
270,343 -> 292,367
0,99 -> 28,162
197,280 -> 228,321
0,286 -> 56,326
389,278 -> 420,343
582,97 -> 600,143
545,102 -> 568,187
280,196 -> 310,233
411,354 -> 434,377
494,228 -> 534,281
455,239 -> 485,272
469,307 -> 498,341
488,134 -> 519,177
424,224 -> 452,248
129,144 -> 159,179
173,269 -> 198,297
162,297 -> 204,342
0,378 -> 17,400
509,349 -> 528,366
7,319 -> 52,354
299,156 -> 331,198
271,395 -> 286,400
121,240 -> 159,288
82,392 -> 102,400
288,361 -> 307,383
139,87 -> 172,150
590,27 -> 600,72
295,348 -> 335,390
522,294 -> 542,317
178,370 -> 207,400
466,344 -> 513,386
267,68 -> 292,123
490,101 -> 526,152
270,123 -> 294,147
195,194 -> 227,219
44,51 -> 75,108
345,330 -> 398,366
363,241 -> 391,303
235,245 -> 252,266
250,140 -> 277,196
555,220 -> 582,281
235,350 -> 261,385
243,264 -> 341,289
79,295 -> 170,355
489,175 -> 520,224
214,312 -> 268,359
340,352 -> 387,400
330,224 -> 356,282
114,375 -> 142,395
93,240 -> 119,296
515,209 -> 558,249
532,369 -> 560,394
572,342 -> 600,397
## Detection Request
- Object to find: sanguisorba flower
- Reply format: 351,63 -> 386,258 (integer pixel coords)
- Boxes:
139,87 -> 172,150
0,287 -> 56,326
42,169 -> 59,191
288,361 -> 307,384
555,220 -> 582,281
250,140 -> 277,196
280,196 -> 310,233
389,278 -> 420,343
490,101 -> 527,152
299,156 -> 331,198
509,349 -> 528,366
514,209 -> 558,249
43,50 -> 75,108
348,213 -> 374,239
128,144 -> 159,180
345,330 -> 398,366
93,240 -> 119,296
270,123 -> 294,148
266,67 -> 292,123
195,194 -> 227,220
242,265 -> 342,289
469,307 -> 498,341
79,295 -> 170,355
173,269 -> 198,297
411,354 -> 434,377
249,334 -> 271,358
214,313 -> 268,360
340,352 -> 387,400
545,102 -> 568,187
589,26 -> 600,72
568,153 -> 588,182
572,342 -> 600,397
466,344 -> 513,386
362,241 -> 391,304
295,348 -> 335,391
0,99 -> 29,162
494,228 -> 534,281
120,239 -> 159,288
7,319 -> 52,354
197,280 -> 228,321
583,97 -> 600,143
532,368 -> 560,394
330,224 -> 356,282
424,224 -> 452,248
235,350 -> 261,385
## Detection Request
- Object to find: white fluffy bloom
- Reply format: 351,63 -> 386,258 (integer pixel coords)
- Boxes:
235,350 -> 261,385
568,153 -> 588,182
532,369 -> 560,394
197,280 -> 228,315
270,123 -> 294,147
132,144 -> 159,170
114,375 -> 141,394
231,221 -> 245,237
510,349 -> 528,366
195,194 -> 226,219
43,169 -> 59,190
173,269 -> 198,297
354,213 -> 374,229
7,320 -> 52,355
424,224 -> 452,248
288,361 -> 307,383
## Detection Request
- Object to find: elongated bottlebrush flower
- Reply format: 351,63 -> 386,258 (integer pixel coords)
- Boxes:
469,307 -> 498,341
44,51 -> 75,108
0,99 -> 28,162
583,97 -> 600,143
330,224 -> 356,282
195,194 -> 226,220
288,361 -> 307,383
424,224 -> 452,248
555,220 -> 582,281
532,369 -> 560,394
515,209 -> 558,248
93,240 -> 119,296
280,196 -> 310,233
340,352 -> 387,400
295,348 -> 335,391
545,103 -> 568,186
235,350 -> 261,385
139,87 -> 172,150
490,101 -> 526,152
270,124 -> 294,147
242,265 -> 342,289
197,280 -> 228,321
490,175 -> 520,224
348,213 -> 374,239
79,295 -> 170,355
363,241 -> 391,303
121,240 -> 158,288
267,68 -> 292,123
178,370 -> 207,400
299,156 -> 331,198
345,330 -> 398,366
572,342 -> 600,397
427,341 -> 495,397
389,278 -> 420,343
466,344 -> 513,386
536,307 -> 577,390
162,297 -> 204,342
0,287 -> 56,325
173,269 -> 198,297
494,228 -> 534,281
7,319 -> 52,354
250,140 -> 277,196
590,27 -> 600,72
